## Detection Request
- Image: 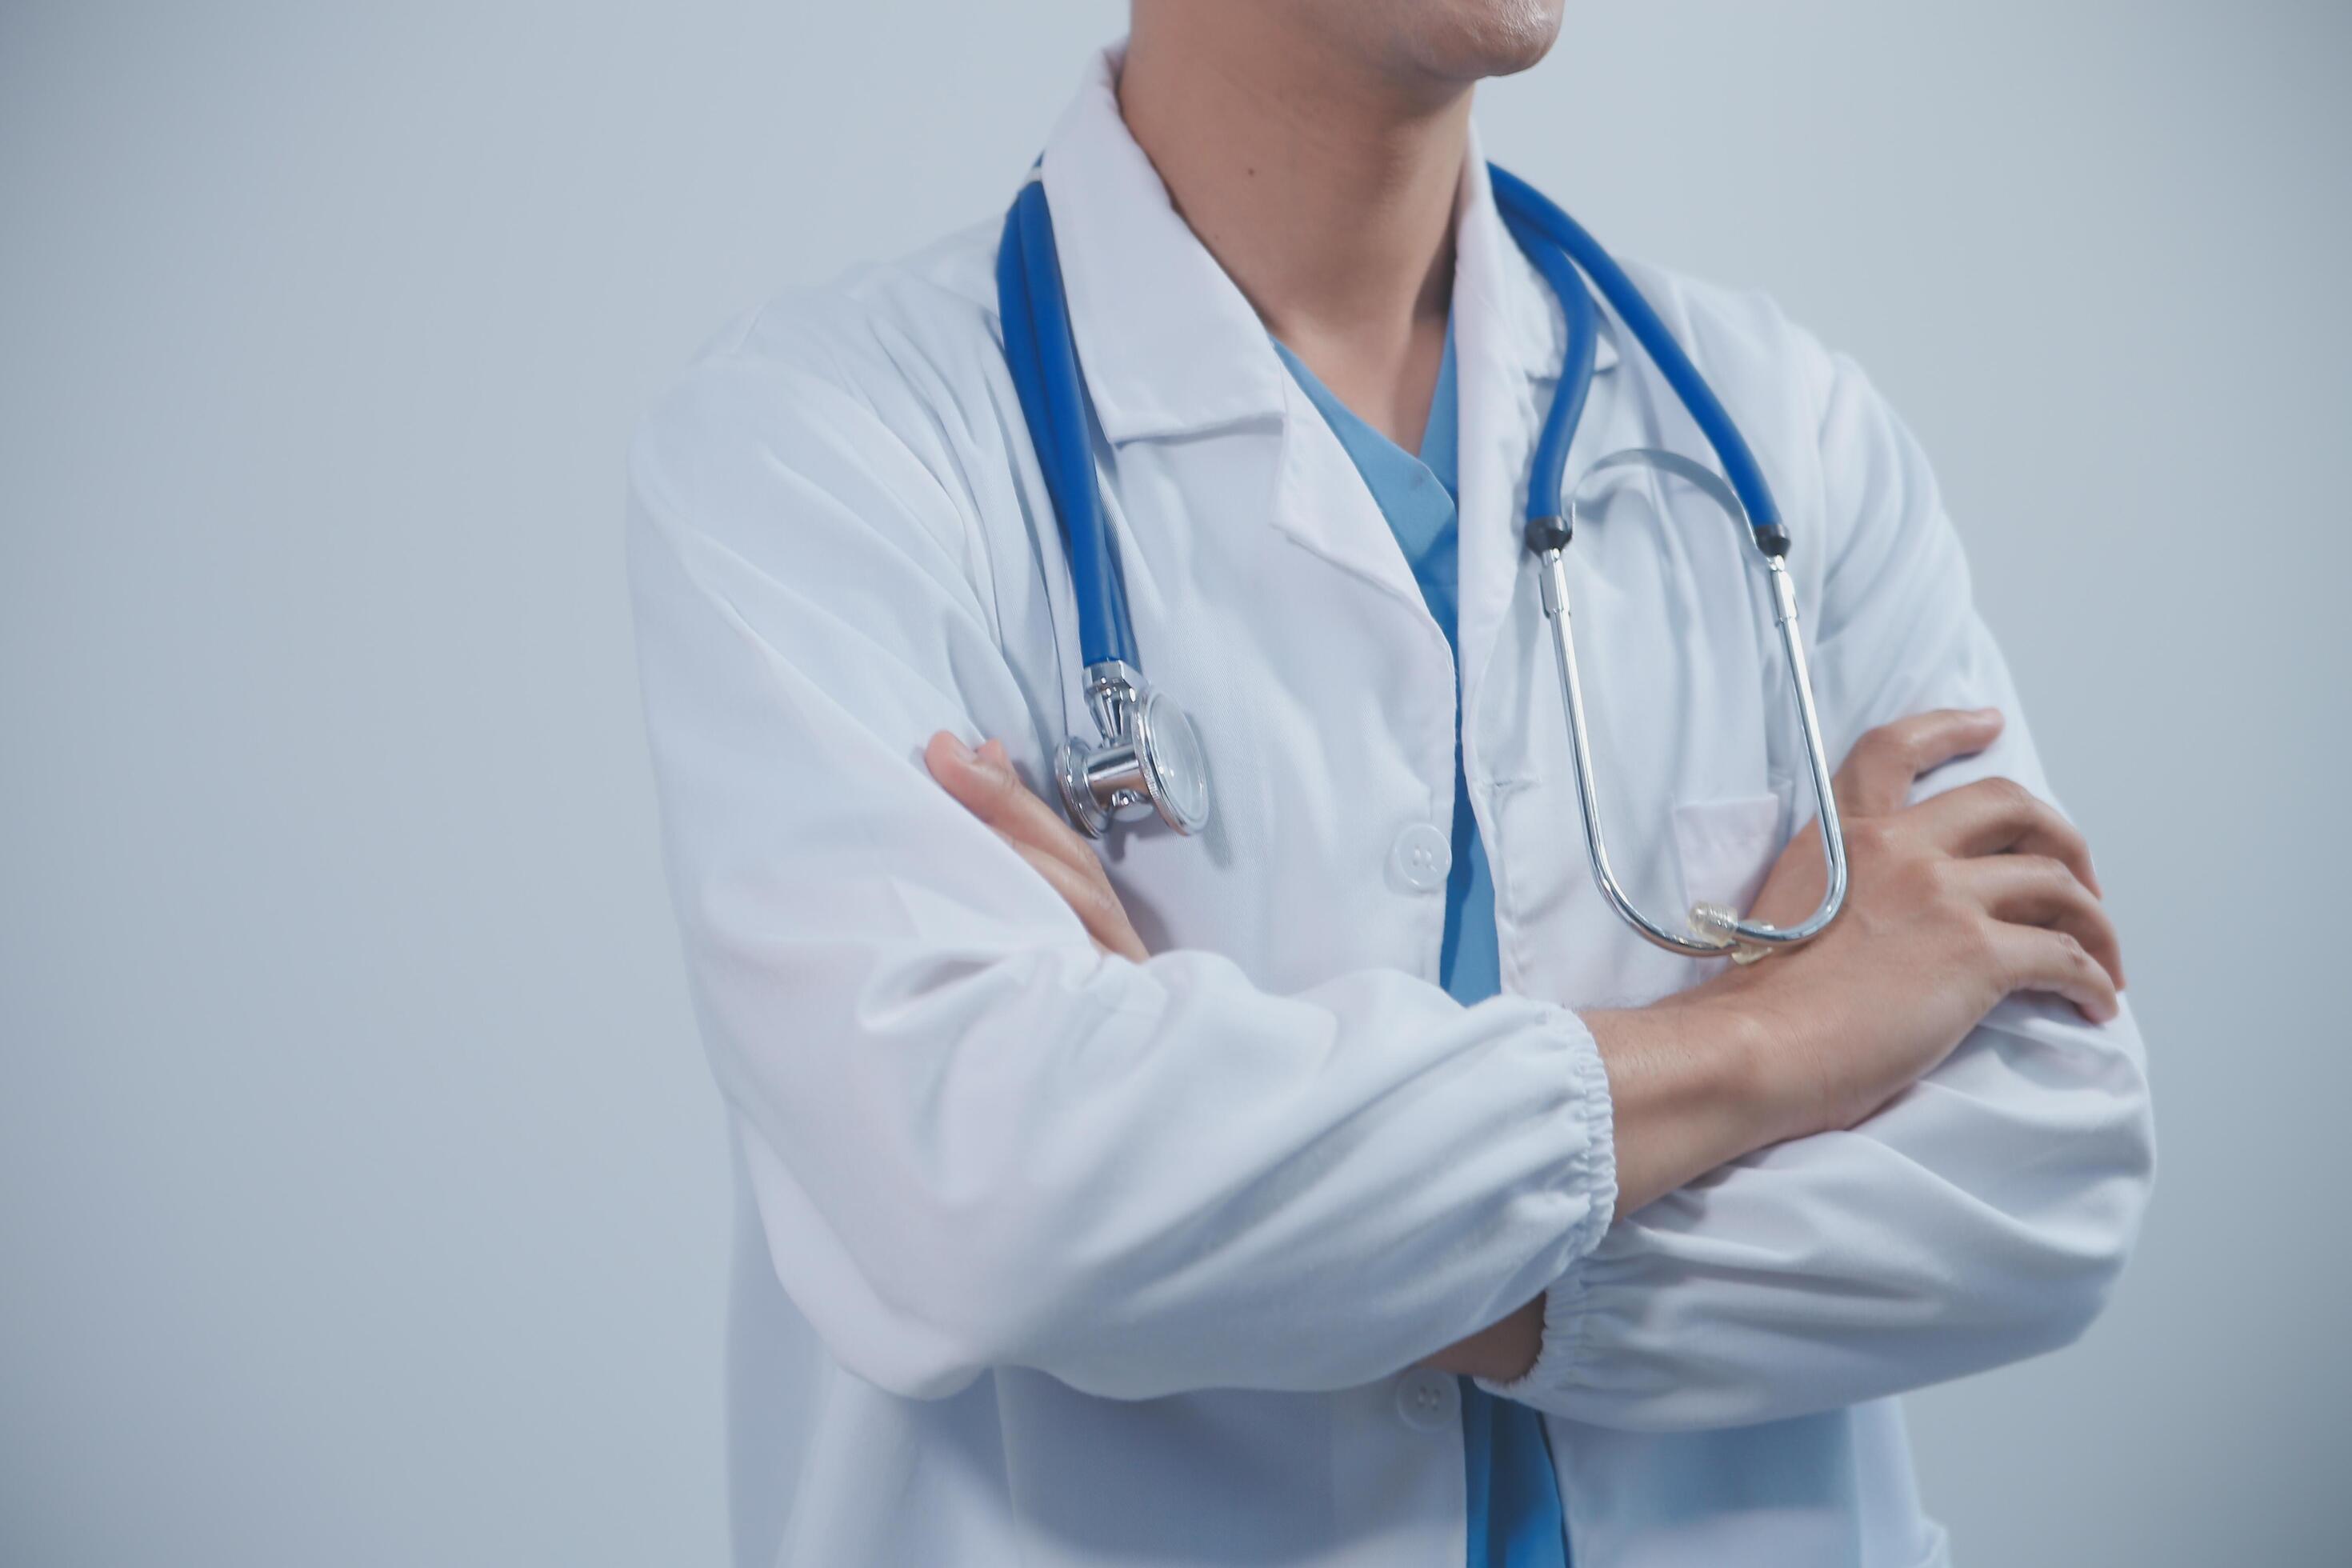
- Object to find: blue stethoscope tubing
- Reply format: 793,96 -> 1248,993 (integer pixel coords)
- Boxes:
997,171 -> 1137,670
1486,164 -> 1790,558
995,164 -> 1849,959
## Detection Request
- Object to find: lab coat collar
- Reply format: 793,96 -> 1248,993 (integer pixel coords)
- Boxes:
1038,46 -> 1615,449
1452,152 -> 1621,396
1039,49 -> 1290,445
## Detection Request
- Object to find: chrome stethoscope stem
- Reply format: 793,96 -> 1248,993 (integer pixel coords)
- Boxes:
1754,555 -> 1850,950
1535,539 -> 1848,962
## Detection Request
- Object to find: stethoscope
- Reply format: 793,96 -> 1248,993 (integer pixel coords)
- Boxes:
995,164 -> 1847,962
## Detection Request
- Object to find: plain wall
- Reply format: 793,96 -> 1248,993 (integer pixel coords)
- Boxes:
2,2 -> 2344,1562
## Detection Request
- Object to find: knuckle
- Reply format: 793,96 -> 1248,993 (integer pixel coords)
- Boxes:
1933,857 -> 1980,910
2020,852 -> 2070,889
1854,723 -> 1907,766
1986,775 -> 2035,814
1894,849 -> 1950,906
2049,930 -> 2094,974
1860,718 -> 1909,747
1890,850 -> 1947,912
1955,909 -> 2003,970
1946,877 -> 1993,934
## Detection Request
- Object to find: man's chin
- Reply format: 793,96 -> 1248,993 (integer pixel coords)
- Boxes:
1400,0 -> 1568,84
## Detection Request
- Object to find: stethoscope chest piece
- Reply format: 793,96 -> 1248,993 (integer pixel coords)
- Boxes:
1056,660 -> 1212,838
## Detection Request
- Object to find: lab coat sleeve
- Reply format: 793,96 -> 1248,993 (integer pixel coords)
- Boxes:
1484,336 -> 2155,1432
626,318 -> 1618,1404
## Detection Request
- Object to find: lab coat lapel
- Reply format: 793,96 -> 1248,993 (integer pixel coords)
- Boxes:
1040,46 -> 1438,626
1038,50 -> 1289,445
1266,375 -> 1433,616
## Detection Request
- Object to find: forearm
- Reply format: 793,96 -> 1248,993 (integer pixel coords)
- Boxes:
1485,995 -> 2154,1430
1584,996 -> 1790,1218
1433,704 -> 2122,1386
1423,994 -> 1786,1383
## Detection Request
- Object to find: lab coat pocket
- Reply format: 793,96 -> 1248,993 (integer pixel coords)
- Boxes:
1670,794 -> 1785,919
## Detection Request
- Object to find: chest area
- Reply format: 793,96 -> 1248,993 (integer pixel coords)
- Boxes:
988,374 -> 1817,1007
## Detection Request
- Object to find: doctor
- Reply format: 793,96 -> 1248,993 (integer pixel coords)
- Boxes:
627,2 -> 2155,1564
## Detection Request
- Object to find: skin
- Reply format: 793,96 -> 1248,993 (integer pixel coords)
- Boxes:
1117,0 -> 1565,450
925,0 -> 2126,1383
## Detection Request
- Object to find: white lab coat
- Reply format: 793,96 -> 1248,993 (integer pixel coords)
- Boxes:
627,47 -> 2154,1568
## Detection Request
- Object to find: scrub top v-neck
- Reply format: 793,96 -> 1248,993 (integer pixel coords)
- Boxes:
1271,326 -> 1571,1568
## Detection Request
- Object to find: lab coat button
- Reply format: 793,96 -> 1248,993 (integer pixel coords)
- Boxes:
1394,1369 -> 1460,1431
1387,823 -> 1452,893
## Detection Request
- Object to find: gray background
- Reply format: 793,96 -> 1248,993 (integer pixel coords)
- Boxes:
2,1 -> 2343,1562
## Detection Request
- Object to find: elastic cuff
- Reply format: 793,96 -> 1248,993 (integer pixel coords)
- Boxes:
1554,1010 -> 1619,1265
1478,1010 -> 1616,1409
1475,1251 -> 1598,1410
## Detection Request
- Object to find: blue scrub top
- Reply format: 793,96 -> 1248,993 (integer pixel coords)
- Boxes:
1272,329 -> 1570,1568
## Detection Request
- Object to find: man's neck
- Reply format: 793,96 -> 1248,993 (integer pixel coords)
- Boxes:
1118,7 -> 1470,452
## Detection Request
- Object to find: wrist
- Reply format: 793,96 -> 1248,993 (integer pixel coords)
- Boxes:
1679,986 -> 1812,1150
1420,1294 -> 1546,1382
1586,991 -> 1789,1216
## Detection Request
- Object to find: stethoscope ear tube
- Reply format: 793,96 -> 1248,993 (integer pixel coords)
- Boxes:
1535,453 -> 1848,960
1731,558 -> 1850,955
1490,154 -> 1851,959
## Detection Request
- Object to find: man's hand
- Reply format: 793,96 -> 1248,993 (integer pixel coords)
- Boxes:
1587,706 -> 2126,1229
1697,706 -> 2124,1142
925,733 -> 1148,962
